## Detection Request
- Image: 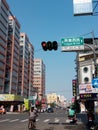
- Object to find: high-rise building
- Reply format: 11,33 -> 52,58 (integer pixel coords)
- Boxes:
0,0 -> 35,111
0,0 -> 9,93
19,33 -> 35,98
5,15 -> 20,94
33,59 -> 46,100
19,33 -> 29,98
28,43 -> 34,97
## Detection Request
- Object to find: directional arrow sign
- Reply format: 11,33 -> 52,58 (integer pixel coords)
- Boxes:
61,37 -> 84,52
92,78 -> 98,88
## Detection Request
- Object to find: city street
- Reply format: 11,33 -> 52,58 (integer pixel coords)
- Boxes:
0,108 -> 88,130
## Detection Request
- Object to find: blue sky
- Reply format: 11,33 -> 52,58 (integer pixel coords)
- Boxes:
7,0 -> 98,100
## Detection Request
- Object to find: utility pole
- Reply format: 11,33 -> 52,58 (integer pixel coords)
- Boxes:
84,31 -> 97,78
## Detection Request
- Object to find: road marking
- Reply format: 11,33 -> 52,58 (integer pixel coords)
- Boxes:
0,119 -> 9,122
9,119 -> 19,122
66,119 -> 70,123
54,118 -> 59,123
20,119 -> 28,122
36,119 -> 39,121
43,119 -> 50,122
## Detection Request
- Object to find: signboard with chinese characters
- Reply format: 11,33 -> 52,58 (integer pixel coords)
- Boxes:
79,83 -> 98,94
61,37 -> 84,52
73,0 -> 93,16
80,93 -> 98,100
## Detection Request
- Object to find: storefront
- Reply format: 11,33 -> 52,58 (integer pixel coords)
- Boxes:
0,94 -> 24,112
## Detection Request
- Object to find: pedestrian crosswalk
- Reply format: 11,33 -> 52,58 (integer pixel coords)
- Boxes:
0,117 -> 62,123
0,117 -> 83,124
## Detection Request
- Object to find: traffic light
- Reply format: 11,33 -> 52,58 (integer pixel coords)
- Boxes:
72,79 -> 77,96
47,41 -> 53,50
41,41 -> 47,51
53,41 -> 58,50
84,38 -> 93,44
41,41 -> 58,51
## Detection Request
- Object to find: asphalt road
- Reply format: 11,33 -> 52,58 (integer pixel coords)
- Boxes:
0,109 -> 88,130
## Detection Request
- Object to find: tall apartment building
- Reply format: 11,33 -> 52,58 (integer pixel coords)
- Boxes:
5,16 -> 20,94
0,0 -> 20,94
0,0 -> 35,111
0,0 -> 9,93
28,43 -> 35,97
19,33 -> 35,98
33,59 -> 46,100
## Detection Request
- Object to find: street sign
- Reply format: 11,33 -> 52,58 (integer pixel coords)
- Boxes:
92,78 -> 98,88
61,37 -> 84,52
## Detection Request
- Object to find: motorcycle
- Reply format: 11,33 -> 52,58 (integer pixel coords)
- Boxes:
87,112 -> 95,130
68,115 -> 77,124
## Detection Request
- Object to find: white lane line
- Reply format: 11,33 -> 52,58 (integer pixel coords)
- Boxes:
43,119 -> 50,122
54,118 -> 59,123
9,119 -> 19,122
20,119 -> 28,122
0,119 -> 9,122
36,119 -> 39,122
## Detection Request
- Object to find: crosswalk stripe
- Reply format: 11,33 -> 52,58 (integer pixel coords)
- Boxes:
20,119 -> 28,122
9,119 -> 19,122
54,118 -> 59,123
36,119 -> 39,121
0,119 -> 9,122
43,119 -> 50,122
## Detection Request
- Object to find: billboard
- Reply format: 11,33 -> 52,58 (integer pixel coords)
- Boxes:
79,83 -> 98,94
73,0 -> 93,16
0,94 -> 24,101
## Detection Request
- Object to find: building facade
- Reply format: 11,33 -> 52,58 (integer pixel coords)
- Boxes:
5,15 -> 20,94
47,93 -> 58,104
77,38 -> 98,85
28,43 -> 34,97
76,38 -> 98,113
33,59 -> 46,100
19,33 -> 30,98
0,0 -> 9,93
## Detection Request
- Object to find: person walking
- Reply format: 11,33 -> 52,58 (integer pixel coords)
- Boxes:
28,107 -> 38,129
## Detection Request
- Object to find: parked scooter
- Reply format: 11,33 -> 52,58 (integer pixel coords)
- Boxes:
87,111 -> 95,130
68,115 -> 77,124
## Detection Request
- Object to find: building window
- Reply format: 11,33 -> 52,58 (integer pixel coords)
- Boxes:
83,67 -> 88,73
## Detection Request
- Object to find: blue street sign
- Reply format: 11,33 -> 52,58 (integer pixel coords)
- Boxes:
92,78 -> 98,88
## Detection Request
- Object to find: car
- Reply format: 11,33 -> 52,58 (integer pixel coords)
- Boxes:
0,108 -> 6,114
47,107 -> 54,113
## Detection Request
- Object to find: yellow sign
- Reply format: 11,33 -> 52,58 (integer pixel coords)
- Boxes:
24,99 -> 29,110
0,94 -> 24,101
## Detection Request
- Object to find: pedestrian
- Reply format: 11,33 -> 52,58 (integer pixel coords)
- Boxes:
29,107 -> 38,128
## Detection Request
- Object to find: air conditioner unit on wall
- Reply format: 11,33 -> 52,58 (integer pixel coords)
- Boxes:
80,65 -> 92,84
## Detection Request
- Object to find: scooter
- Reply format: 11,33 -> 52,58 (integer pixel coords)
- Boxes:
68,115 -> 77,124
87,112 -> 95,130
